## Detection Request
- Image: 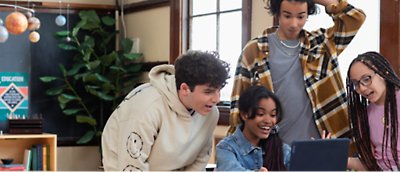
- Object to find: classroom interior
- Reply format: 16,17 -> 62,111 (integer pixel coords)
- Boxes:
0,0 -> 396,170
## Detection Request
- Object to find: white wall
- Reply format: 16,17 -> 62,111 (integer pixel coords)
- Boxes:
251,0 -> 274,38
124,6 -> 170,62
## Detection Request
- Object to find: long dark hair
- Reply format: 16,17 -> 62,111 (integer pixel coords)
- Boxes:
346,51 -> 400,170
238,86 -> 286,171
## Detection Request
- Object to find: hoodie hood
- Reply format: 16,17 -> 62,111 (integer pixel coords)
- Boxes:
149,64 -> 191,119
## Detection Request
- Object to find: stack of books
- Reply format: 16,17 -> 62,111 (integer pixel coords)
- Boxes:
26,144 -> 50,171
8,119 -> 42,134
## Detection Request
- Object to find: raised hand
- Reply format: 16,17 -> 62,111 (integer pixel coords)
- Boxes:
313,0 -> 339,7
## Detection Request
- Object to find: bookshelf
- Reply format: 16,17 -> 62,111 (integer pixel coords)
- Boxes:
0,133 -> 57,170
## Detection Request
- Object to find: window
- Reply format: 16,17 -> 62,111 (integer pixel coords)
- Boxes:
304,0 -> 379,83
187,0 -> 250,102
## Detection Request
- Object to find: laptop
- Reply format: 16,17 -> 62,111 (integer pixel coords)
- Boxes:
288,138 -> 350,171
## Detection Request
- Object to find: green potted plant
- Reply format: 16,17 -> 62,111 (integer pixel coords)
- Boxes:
40,10 -> 143,144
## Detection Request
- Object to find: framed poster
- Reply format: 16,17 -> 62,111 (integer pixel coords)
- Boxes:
0,72 -> 29,121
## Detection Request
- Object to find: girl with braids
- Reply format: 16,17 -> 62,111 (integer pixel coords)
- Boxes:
216,86 -> 290,171
347,51 -> 400,170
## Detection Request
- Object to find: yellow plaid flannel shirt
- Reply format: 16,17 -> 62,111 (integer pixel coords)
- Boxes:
229,1 -> 366,138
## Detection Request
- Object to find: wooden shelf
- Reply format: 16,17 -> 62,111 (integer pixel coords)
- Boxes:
0,133 -> 57,171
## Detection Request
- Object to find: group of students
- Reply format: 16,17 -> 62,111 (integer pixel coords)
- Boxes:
100,0 -> 400,171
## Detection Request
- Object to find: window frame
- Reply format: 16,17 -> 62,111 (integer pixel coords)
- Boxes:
169,0 -> 251,64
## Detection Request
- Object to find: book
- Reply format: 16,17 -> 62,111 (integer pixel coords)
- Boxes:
31,145 -> 37,171
0,164 -> 25,171
36,144 -> 43,171
42,144 -> 47,171
23,149 -> 31,171
46,144 -> 50,171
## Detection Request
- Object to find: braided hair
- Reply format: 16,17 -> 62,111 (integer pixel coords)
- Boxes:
238,86 -> 286,171
346,51 -> 400,170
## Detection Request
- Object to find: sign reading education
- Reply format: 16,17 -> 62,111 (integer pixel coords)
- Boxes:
0,72 -> 28,121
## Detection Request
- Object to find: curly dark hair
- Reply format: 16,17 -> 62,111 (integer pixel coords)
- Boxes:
174,50 -> 230,91
346,51 -> 400,170
265,0 -> 318,16
238,86 -> 286,171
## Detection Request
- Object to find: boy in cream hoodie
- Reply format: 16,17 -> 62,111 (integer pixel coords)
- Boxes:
101,50 -> 229,171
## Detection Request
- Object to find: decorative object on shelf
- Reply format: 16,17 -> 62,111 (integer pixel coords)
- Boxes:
0,0 -> 41,43
1,158 -> 13,165
28,16 -> 40,31
26,1 -> 40,43
28,30 -> 40,43
65,4 -> 71,42
0,19 -> 9,42
55,0 -> 66,26
5,11 -> 27,35
8,117 -> 43,134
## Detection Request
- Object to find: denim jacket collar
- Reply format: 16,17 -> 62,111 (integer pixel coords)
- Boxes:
233,125 -> 262,156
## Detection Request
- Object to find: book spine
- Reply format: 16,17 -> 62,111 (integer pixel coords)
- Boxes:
42,145 -> 47,171
23,149 -> 31,171
36,144 -> 43,171
30,146 -> 37,171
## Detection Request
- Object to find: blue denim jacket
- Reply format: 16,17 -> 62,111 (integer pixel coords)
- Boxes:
216,126 -> 291,171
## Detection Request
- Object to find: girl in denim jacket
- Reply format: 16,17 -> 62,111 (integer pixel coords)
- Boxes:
216,86 -> 290,171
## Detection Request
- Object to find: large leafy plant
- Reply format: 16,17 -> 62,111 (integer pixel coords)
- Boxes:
40,10 -> 142,144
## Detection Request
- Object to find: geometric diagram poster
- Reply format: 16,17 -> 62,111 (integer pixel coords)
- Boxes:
0,72 -> 29,121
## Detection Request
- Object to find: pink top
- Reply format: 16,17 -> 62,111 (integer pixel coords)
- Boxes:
367,91 -> 400,170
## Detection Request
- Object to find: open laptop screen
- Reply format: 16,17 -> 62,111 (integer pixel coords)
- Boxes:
288,138 -> 350,171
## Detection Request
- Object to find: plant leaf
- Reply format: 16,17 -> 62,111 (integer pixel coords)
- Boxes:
76,115 -> 97,126
101,83 -> 115,92
63,108 -> 83,115
79,10 -> 100,23
58,43 -> 77,50
73,19 -> 87,37
102,32 -> 116,48
40,76 -> 60,82
45,87 -> 65,96
86,60 -> 101,70
59,102 -> 66,110
95,73 -> 110,83
100,52 -> 117,66
123,53 -> 142,60
126,64 -> 142,72
101,16 -> 115,26
82,52 -> 91,62
76,130 -> 95,144
67,64 -> 85,76
59,64 -> 68,77
83,35 -> 95,49
79,10 -> 100,30
63,94 -> 79,100
110,66 -> 127,72
96,91 -> 114,101
121,38 -> 133,53
55,30 -> 70,37
85,85 -> 100,89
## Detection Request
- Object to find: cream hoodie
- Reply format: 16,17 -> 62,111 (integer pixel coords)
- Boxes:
102,65 -> 219,171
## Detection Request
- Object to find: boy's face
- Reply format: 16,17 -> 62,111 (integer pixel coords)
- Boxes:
277,0 -> 308,40
181,83 -> 221,116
